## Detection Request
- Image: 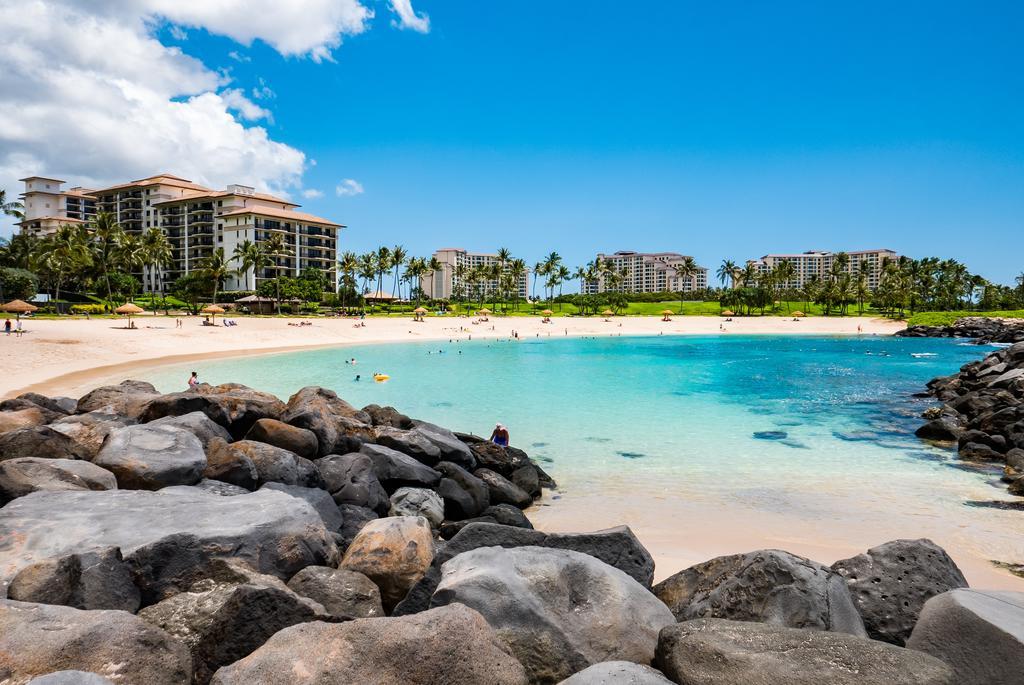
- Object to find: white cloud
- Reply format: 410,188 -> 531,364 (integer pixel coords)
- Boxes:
221,88 -> 272,121
335,179 -> 365,196
251,77 -> 276,100
301,188 -> 324,199
227,50 -> 250,63
389,0 -> 430,33
168,25 -> 188,41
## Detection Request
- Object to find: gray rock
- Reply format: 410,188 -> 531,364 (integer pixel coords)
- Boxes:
512,464 -> 541,497
316,451 -> 388,512
374,426 -> 443,465
907,589 -> 1024,685
432,545 -> 675,684
49,411 -> 132,460
180,479 -> 250,496
14,392 -> 73,416
831,538 -> 968,645
915,417 -> 963,442
244,417 -> 318,460
0,489 -> 337,601
360,442 -> 441,490
656,618 -> 955,685
75,380 -> 160,418
0,599 -> 192,685
0,425 -> 90,462
287,566 -> 384,620
138,570 -> 328,684
209,604 -> 528,685
557,662 -> 673,684
395,522 -> 653,615
139,383 -> 287,439
0,405 -> 52,433
362,403 -> 413,428
7,546 -> 140,613
93,424 -> 205,490
468,440 -> 533,478
260,482 -> 342,531
336,504 -> 378,551
411,420 -> 476,468
389,486 -> 445,527
27,672 -> 114,685
438,504 -> 535,539
475,467 -> 533,508
203,437 -> 258,489
0,458 -> 117,505
653,549 -> 866,636
340,515 -> 435,611
435,460 -> 489,519
486,503 -> 534,528
223,439 -> 317,487
148,411 -> 232,448
281,386 -> 370,456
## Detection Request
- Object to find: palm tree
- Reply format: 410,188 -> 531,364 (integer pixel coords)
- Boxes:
263,232 -> 292,314
675,256 -> 697,314
231,239 -> 267,291
91,211 -> 123,303
541,252 -> 562,301
531,261 -> 543,302
508,258 -> 527,310
337,251 -> 359,309
390,245 -> 407,300
716,259 -> 739,288
357,253 -> 376,295
453,263 -> 468,301
114,231 -> 145,302
403,257 -> 429,306
199,247 -> 232,306
141,227 -> 172,302
45,224 -> 92,307
374,246 -> 392,299
0,189 -> 24,221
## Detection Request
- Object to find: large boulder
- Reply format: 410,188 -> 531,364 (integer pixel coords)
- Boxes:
468,440 -> 533,478
7,546 -> 140,613
336,504 -> 378,550
93,424 -> 205,490
435,460 -> 490,519
286,566 -> 384,620
244,418 -> 318,460
222,439 -> 319,488
15,392 -> 75,415
656,618 -> 955,685
0,425 -> 90,462
907,589 -> 1024,685
395,522 -> 653,615
374,426 -> 443,465
0,406 -> 51,433
439,504 -> 535,539
75,380 -> 159,419
139,383 -> 286,439
411,421 -> 476,468
203,438 -> 258,489
361,403 -> 413,429
209,604 -> 528,685
557,662 -> 673,684
340,515 -> 435,611
475,467 -> 533,508
259,482 -> 342,531
0,600 -> 192,685
138,569 -> 328,684
0,458 -> 117,505
49,412 -> 132,460
0,489 -> 337,600
915,417 -> 964,442
148,411 -> 232,448
316,452 -> 388,512
432,545 -> 675,684
280,386 -> 370,456
653,549 -> 866,636
388,486 -> 445,527
831,538 -> 969,645
361,442 -> 441,490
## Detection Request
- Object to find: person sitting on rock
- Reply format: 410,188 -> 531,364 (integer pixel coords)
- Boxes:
490,423 -> 510,447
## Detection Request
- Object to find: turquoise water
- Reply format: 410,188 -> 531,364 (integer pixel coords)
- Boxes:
140,335 -> 1024,581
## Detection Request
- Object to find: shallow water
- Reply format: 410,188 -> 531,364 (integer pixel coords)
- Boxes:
141,335 -> 1024,584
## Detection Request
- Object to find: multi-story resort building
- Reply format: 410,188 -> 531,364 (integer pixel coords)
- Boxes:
583,251 -> 709,294
16,174 -> 342,293
743,249 -> 899,290
420,248 -> 529,300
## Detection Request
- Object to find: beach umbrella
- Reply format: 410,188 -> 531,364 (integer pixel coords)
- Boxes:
792,311 -> 805,317
2,299 -> 38,320
721,310 -> 735,316
115,302 -> 144,328
202,304 -> 225,323
602,309 -> 614,317
413,306 -> 427,314
478,308 -> 492,315
541,309 -> 554,316
661,309 -> 673,315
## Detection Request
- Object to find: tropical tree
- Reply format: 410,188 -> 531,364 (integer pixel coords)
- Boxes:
263,232 -> 293,314
90,211 -> 123,302
231,239 -> 267,291
390,245 -> 407,300
716,259 -> 739,288
337,251 -> 360,309
199,247 -> 232,307
114,232 -> 145,301
141,227 -> 172,304
374,246 -> 392,298
45,223 -> 92,306
675,256 -> 698,314
0,189 -> 24,221
357,253 -> 376,296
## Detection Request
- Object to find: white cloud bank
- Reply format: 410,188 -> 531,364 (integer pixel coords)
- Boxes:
389,0 -> 431,33
0,0 -> 427,233
336,179 -> 365,196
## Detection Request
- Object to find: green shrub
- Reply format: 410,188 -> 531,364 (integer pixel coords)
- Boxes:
70,304 -> 107,315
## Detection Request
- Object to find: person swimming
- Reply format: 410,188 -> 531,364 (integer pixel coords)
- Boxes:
490,423 -> 510,447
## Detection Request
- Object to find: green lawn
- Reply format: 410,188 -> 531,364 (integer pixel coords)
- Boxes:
906,310 -> 1024,327
368,300 -> 893,317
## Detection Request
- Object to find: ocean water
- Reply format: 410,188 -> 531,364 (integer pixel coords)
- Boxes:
140,335 -> 1024,581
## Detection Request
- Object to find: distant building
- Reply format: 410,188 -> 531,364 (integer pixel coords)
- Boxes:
16,174 -> 342,294
421,248 -> 529,300
583,251 -> 708,294
743,249 -> 899,290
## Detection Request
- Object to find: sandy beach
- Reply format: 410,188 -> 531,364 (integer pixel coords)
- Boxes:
1,313 -> 904,400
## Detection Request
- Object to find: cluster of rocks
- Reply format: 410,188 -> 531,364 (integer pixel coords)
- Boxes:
897,316 -> 1024,344
914,341 -> 1024,497
2,381 -> 1023,684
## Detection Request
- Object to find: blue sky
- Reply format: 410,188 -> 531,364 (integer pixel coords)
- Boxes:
4,1 -> 1022,285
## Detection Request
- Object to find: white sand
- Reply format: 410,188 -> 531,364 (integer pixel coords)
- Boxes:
1,313 -> 904,399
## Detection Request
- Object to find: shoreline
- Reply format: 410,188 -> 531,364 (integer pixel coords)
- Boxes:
1,314 -> 905,400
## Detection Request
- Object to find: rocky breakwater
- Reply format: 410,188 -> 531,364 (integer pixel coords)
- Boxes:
2,381 -> 1023,684
897,316 -> 1024,344
913,341 -> 1024,498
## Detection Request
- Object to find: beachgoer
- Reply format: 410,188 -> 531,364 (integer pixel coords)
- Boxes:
3,318 -> 10,335
490,423 -> 510,447
355,374 -> 361,381
188,371 -> 199,390
15,320 -> 23,337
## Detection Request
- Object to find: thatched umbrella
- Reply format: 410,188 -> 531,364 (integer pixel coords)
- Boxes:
478,308 -> 492,316
661,309 -> 674,321
202,304 -> 225,323
115,302 -> 144,329
721,310 -> 735,317
791,311 -> 805,317
541,309 -> 554,316
413,306 -> 427,322
2,299 -> 38,323
602,308 -> 614,322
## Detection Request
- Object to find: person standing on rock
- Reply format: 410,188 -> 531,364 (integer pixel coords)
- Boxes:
490,423 -> 510,447
188,371 -> 199,390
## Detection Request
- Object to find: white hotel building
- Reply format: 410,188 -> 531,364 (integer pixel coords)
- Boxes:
744,249 -> 899,290
584,251 -> 709,294
420,248 -> 529,300
17,174 -> 342,293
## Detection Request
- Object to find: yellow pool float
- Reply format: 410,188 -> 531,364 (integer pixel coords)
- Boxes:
373,374 -> 390,382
